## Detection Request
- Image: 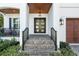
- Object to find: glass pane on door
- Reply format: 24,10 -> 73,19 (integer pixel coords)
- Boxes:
34,18 -> 46,33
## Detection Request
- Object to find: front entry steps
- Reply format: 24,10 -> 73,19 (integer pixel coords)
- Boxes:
24,35 -> 55,56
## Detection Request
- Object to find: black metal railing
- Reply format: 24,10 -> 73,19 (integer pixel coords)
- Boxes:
0,28 -> 19,37
51,27 -> 57,51
22,27 -> 29,50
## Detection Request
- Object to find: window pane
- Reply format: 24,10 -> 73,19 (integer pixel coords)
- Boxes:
13,18 -> 19,29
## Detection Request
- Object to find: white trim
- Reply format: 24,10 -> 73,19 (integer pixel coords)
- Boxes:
30,33 -> 48,35
0,37 -> 19,41
0,4 -> 21,9
69,43 -> 79,45
60,7 -> 79,8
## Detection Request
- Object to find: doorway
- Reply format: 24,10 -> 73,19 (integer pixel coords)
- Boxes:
34,18 -> 46,33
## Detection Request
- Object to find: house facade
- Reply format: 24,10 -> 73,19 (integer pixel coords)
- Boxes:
0,3 -> 79,50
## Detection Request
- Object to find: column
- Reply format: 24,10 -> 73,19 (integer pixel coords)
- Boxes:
19,3 -> 28,47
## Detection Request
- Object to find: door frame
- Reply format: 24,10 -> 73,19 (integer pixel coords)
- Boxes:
34,18 -> 46,33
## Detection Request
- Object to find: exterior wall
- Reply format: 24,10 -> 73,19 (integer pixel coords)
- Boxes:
4,14 -> 19,28
48,4 -> 53,36
52,4 -> 61,48
0,3 -> 21,8
29,14 -> 48,35
52,3 -> 79,48
59,3 -> 79,44
19,4 -> 29,46
27,5 -> 29,27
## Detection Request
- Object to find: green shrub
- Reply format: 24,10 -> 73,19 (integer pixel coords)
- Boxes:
17,52 -> 29,56
10,37 -> 19,46
10,37 -> 16,45
0,43 -> 4,51
60,41 -> 71,49
0,40 -> 11,51
0,45 -> 20,56
50,42 -> 77,56
0,39 -> 3,43
50,51 -> 62,56
60,42 -> 77,56
0,31 -> 4,36
3,40 -> 11,46
60,48 -> 77,56
50,49 -> 77,56
0,38 -> 19,52
0,38 -> 29,56
0,45 -> 29,56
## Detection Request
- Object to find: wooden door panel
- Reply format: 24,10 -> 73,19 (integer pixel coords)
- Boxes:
66,18 -> 79,43
74,19 -> 79,43
66,19 -> 74,43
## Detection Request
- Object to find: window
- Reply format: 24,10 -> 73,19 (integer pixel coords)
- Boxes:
9,18 -> 19,29
13,18 -> 19,29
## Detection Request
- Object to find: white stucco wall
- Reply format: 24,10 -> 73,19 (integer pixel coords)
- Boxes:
0,3 -> 21,9
19,4 -> 29,46
53,3 -> 79,48
59,3 -> 79,43
52,4 -> 61,48
60,3 -> 79,17
29,14 -> 48,35
48,4 -> 53,36
27,5 -> 29,27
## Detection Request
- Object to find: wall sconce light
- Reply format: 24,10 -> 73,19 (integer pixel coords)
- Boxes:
60,18 -> 64,25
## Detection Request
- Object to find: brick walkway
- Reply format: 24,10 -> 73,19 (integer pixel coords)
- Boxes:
24,35 -> 55,56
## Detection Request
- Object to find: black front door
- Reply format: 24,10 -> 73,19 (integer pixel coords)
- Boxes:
34,18 -> 46,33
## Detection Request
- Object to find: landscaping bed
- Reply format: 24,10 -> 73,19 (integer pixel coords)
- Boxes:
0,38 -> 29,56
50,42 -> 77,56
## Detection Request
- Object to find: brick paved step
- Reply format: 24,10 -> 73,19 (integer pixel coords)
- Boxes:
24,35 -> 55,56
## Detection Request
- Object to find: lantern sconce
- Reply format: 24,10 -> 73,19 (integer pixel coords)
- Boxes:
60,18 -> 64,25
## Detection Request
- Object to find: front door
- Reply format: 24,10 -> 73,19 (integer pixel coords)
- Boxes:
34,18 -> 46,33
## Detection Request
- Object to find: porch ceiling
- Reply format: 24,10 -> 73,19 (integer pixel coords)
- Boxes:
0,8 -> 19,14
28,3 -> 52,13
